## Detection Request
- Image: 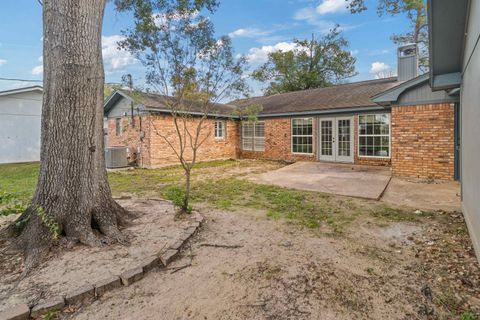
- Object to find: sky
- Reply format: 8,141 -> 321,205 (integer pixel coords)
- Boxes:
0,0 -> 412,96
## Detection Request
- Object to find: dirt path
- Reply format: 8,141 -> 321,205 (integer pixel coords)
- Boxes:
64,204 -> 479,320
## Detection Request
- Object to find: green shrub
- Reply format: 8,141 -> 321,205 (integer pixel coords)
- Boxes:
164,185 -> 192,214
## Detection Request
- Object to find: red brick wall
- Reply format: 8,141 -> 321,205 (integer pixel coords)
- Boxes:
146,115 -> 239,167
107,116 -> 145,165
391,103 -> 455,180
107,115 -> 240,167
353,115 -> 392,167
239,118 -> 316,162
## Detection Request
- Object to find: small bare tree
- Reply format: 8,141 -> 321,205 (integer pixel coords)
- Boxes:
117,1 -> 248,213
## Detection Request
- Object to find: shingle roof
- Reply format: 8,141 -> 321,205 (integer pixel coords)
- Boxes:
231,77 -> 401,115
106,78 -> 402,118
119,90 -> 238,116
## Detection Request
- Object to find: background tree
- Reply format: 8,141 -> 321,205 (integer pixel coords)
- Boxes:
348,0 -> 428,71
9,0 -> 131,272
116,0 -> 248,213
252,27 -> 357,95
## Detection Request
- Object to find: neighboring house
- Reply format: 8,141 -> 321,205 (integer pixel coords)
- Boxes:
427,0 -> 479,258
104,91 -> 239,167
0,86 -> 43,164
105,44 -> 459,182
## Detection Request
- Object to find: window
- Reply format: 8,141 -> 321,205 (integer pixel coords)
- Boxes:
358,114 -> 390,157
242,122 -> 265,151
214,120 -> 226,139
292,118 -> 313,154
115,118 -> 122,137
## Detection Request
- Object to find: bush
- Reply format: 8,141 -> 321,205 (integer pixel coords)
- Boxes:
164,185 -> 192,214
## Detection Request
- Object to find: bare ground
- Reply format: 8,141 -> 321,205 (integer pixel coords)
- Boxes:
0,199 -> 195,312
66,205 -> 479,320
1,160 -> 478,319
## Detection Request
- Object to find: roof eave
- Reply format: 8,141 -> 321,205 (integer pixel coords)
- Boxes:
0,85 -> 43,97
371,74 -> 429,104
427,0 -> 469,91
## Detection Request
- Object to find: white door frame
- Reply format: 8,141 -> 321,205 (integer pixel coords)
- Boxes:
318,116 -> 354,163
318,117 -> 336,162
334,116 -> 354,163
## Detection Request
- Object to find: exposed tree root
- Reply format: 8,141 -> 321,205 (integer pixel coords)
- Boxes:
5,199 -> 132,276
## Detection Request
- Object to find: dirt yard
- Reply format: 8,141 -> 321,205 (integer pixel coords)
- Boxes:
67,204 -> 479,320
0,160 -> 479,320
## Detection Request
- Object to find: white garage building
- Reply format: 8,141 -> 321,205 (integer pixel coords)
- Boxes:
0,86 -> 43,164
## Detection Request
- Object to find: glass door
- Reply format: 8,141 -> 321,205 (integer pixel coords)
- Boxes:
318,117 -> 353,163
319,118 -> 335,162
336,117 -> 354,163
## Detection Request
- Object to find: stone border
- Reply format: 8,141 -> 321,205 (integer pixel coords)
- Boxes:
0,212 -> 204,320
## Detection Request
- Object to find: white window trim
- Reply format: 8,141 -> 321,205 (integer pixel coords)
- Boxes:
242,121 -> 265,152
357,113 -> 391,159
214,120 -> 226,140
291,117 -> 314,155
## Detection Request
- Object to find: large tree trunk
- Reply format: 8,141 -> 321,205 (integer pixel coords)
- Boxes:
17,0 -> 128,271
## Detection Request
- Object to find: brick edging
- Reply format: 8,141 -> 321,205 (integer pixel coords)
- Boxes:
0,212 -> 204,320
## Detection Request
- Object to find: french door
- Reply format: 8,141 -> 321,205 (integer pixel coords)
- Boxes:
318,117 -> 354,163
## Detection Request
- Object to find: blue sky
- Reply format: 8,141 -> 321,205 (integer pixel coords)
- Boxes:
0,0 -> 411,95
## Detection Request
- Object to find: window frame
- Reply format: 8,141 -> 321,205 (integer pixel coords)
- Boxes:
241,121 -> 265,152
357,113 -> 391,159
214,120 -> 226,140
291,117 -> 314,155
115,118 -> 122,137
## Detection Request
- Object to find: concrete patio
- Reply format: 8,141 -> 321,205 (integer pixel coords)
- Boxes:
249,161 -> 392,200
248,161 -> 461,211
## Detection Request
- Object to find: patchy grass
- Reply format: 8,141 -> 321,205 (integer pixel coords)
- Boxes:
189,177 -> 418,234
0,160 -> 426,233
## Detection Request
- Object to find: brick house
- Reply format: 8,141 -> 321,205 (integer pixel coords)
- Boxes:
104,44 -> 459,181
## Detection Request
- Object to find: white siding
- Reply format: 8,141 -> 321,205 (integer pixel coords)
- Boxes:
0,91 -> 42,163
460,0 -> 480,257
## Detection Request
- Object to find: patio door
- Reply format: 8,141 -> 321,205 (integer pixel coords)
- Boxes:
318,116 -> 354,163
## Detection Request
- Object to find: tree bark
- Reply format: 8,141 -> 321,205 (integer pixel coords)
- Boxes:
16,0 -> 128,271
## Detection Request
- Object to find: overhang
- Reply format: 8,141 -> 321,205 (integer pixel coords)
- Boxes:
428,0 -> 469,90
371,74 -> 429,105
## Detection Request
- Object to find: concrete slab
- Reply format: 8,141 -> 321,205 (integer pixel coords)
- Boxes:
248,162 -> 392,200
382,177 -> 461,211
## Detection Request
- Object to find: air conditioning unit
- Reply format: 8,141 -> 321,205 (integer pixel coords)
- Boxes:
105,147 -> 128,168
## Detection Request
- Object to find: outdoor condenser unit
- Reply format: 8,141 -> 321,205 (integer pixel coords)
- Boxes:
105,147 -> 128,168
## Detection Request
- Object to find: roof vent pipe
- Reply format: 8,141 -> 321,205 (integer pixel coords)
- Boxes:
397,44 -> 418,81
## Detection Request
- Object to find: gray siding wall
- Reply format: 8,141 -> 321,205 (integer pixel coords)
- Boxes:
106,96 -> 135,119
461,0 -> 480,258
0,91 -> 43,163
397,82 -> 454,105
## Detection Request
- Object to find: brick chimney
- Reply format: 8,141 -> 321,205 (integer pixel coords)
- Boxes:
397,44 -> 418,81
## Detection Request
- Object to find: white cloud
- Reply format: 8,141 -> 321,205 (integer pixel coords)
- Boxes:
350,49 -> 359,56
293,7 -> 337,33
32,65 -> 43,75
370,62 -> 396,78
316,0 -> 348,15
31,56 -> 43,75
245,42 -> 298,63
0,59 -> 6,66
228,28 -> 272,39
102,35 -> 136,71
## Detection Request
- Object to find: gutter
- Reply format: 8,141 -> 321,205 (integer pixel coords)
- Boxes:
145,105 -> 390,120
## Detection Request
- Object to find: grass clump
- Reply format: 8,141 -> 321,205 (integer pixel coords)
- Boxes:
163,185 -> 192,214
